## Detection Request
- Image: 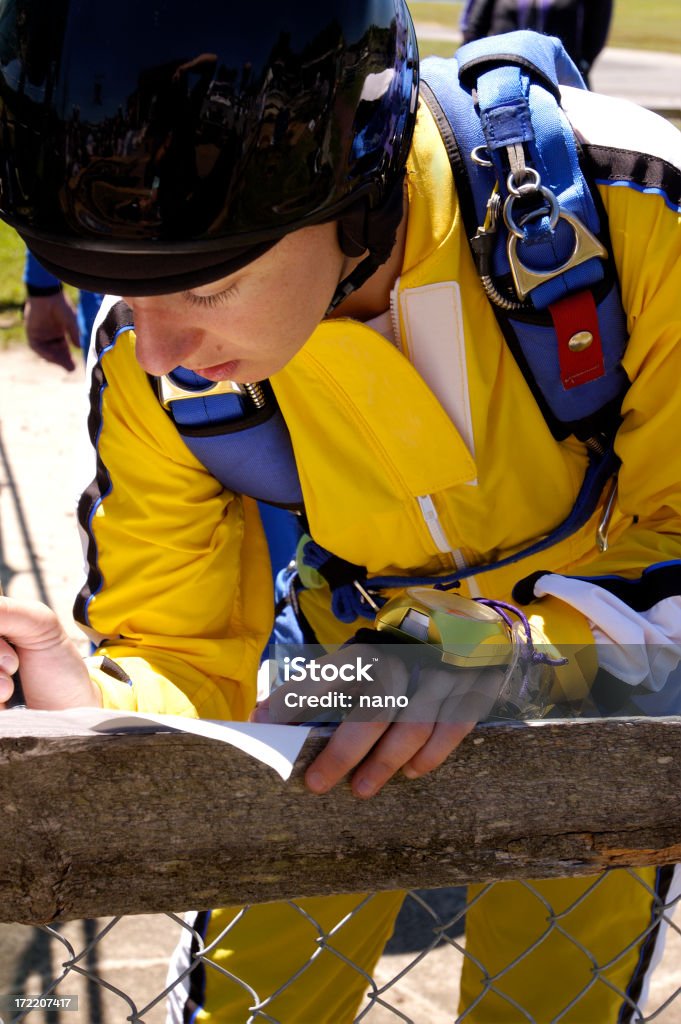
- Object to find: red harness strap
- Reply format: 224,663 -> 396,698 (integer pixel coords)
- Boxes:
549,289 -> 605,390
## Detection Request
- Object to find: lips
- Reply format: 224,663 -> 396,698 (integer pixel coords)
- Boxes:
193,359 -> 240,381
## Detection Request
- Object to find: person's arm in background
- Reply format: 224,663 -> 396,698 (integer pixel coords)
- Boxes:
459,0 -> 477,39
580,0 -> 613,77
24,249 -> 80,371
461,0 -> 497,43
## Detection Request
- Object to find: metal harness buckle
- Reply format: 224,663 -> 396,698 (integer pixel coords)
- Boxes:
505,207 -> 608,301
499,144 -> 607,301
158,374 -> 247,411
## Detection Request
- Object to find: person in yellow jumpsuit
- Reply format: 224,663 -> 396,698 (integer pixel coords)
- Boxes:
0,1 -> 679,1021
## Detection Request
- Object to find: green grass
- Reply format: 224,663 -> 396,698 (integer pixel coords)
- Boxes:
409,2 -> 460,29
0,221 -> 29,347
410,0 -> 681,53
604,0 -> 681,53
0,221 -> 80,348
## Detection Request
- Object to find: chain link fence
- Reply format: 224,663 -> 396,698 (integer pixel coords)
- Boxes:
2,868 -> 680,1024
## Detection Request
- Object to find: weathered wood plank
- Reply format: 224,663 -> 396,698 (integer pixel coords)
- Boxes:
1,718 -> 680,924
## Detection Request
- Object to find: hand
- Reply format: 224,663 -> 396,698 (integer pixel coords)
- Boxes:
251,645 -> 504,799
23,292 -> 81,372
0,596 -> 101,710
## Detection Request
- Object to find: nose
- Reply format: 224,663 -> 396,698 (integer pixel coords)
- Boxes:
127,300 -> 204,376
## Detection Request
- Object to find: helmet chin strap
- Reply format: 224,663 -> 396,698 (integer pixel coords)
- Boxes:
326,172 -> 406,314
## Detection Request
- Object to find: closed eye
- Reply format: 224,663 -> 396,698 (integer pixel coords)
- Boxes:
183,283 -> 240,309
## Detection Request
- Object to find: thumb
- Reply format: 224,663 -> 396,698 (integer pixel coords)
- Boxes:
0,597 -> 99,711
0,595 -> 65,650
249,699 -> 271,723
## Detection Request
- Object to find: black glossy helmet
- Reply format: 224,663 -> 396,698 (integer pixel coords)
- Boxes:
0,0 -> 418,294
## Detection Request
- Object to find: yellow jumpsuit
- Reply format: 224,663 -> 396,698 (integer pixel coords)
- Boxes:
78,89 -> 681,1022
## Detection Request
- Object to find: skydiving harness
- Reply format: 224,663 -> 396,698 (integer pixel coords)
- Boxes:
153,31 -> 630,627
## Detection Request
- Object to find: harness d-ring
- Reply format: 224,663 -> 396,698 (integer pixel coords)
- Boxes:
504,186 -> 560,236
470,145 -> 493,167
504,208 -> 608,301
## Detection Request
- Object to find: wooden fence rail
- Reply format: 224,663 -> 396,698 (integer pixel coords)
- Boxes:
1,717 -> 680,925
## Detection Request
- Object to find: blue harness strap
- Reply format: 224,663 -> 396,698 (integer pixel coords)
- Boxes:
420,31 -> 629,441
291,442 -> 620,628
159,367 -> 303,508
439,32 -> 598,298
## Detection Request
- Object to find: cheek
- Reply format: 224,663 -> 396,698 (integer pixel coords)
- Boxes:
230,292 -> 325,355
284,272 -> 338,338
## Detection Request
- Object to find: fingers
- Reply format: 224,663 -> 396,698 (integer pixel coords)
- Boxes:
402,720 -> 476,778
305,717 -> 472,798
0,666 -> 15,707
350,667 -> 503,790
29,337 -> 77,372
346,721 -> 435,798
0,595 -> 64,649
252,647 -> 502,799
301,662 -> 505,798
396,667 -> 503,777
304,719 -> 392,796
0,640 -> 19,710
0,637 -> 19,675
0,597 -> 100,710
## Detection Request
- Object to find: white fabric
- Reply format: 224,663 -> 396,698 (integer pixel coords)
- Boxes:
561,85 -> 681,173
636,866 -> 681,1017
398,281 -> 477,477
534,574 -> 681,689
364,308 -> 395,344
165,910 -> 196,1023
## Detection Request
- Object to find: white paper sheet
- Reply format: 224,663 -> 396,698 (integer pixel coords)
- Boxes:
0,708 -> 310,780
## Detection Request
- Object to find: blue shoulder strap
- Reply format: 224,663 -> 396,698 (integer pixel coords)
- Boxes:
420,31 -> 629,443
157,366 -> 303,581
157,367 -> 303,508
